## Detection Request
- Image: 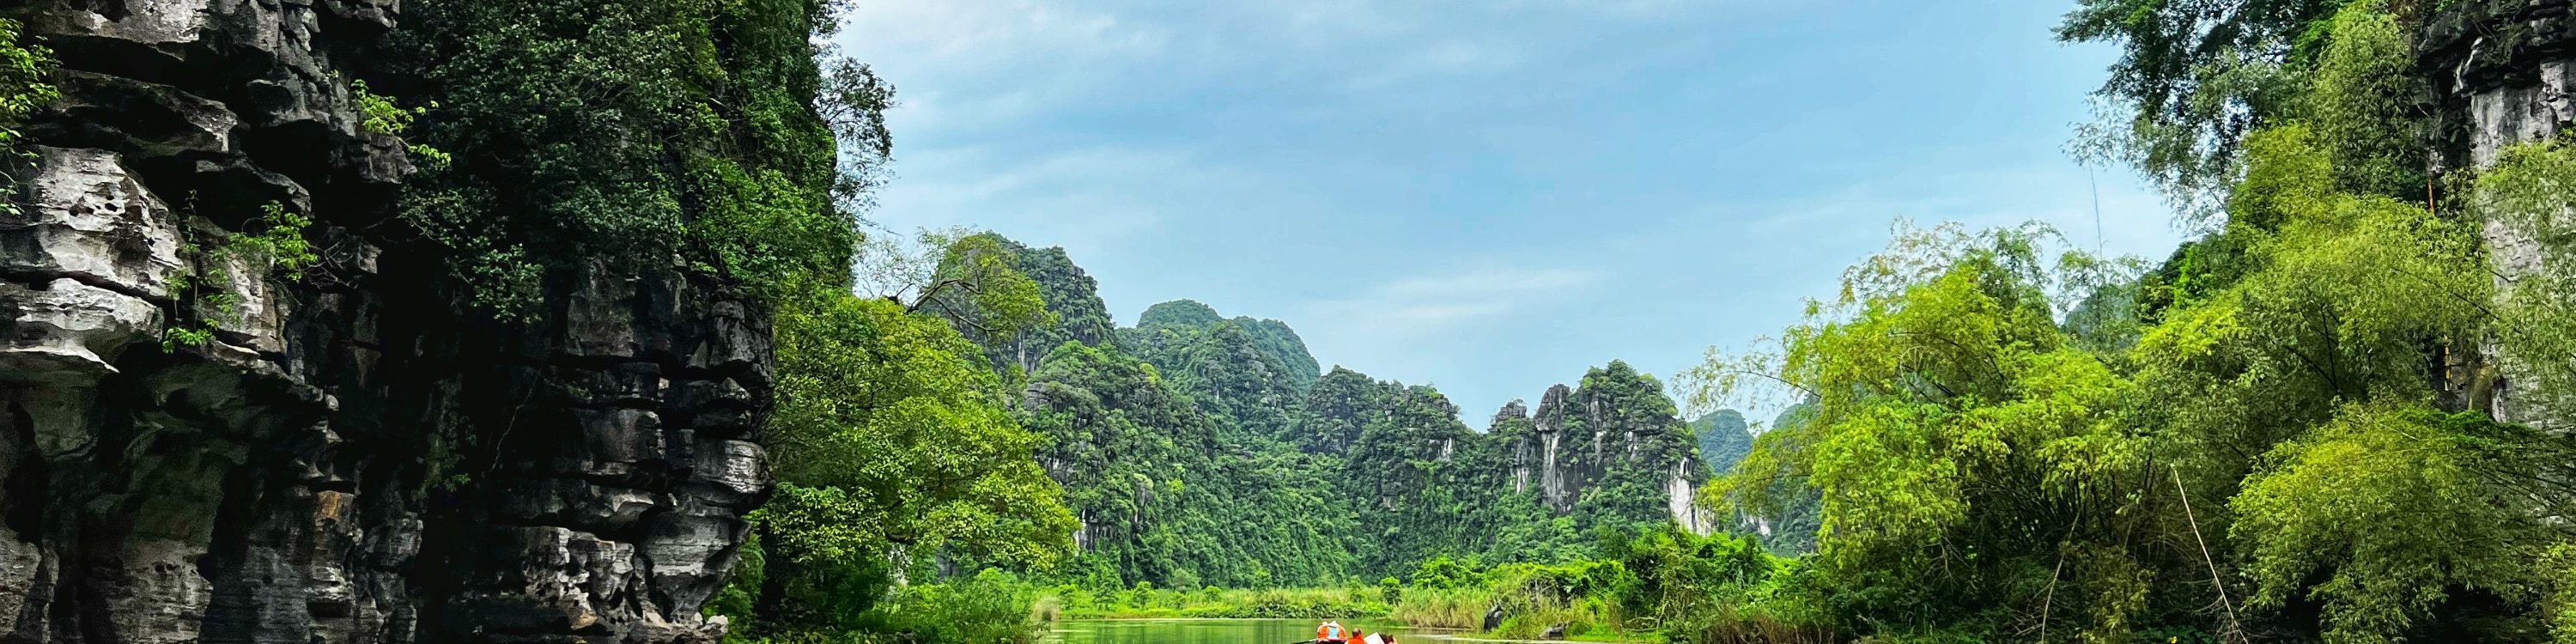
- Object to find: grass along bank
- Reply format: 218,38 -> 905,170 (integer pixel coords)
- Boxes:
1041,586 -> 1389,619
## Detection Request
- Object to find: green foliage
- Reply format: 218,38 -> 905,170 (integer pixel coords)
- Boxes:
732,277 -> 1078,641
349,79 -> 425,136
2298,3 -> 2422,198
2135,123 -> 2487,502
2233,405 -> 2553,642
1041,585 -> 1388,619
1671,27 -> 2561,638
2056,0 -> 2434,218
2057,0 -> 2336,216
1339,381 -> 1505,574
1238,318 -> 1324,387
1019,340 -> 1358,588
873,569 -> 1047,644
1411,555 -> 1474,590
161,203 -> 317,350
939,237 -> 1119,375
767,292 -> 1075,569
1137,300 -> 1225,329
708,531 -> 769,635
1692,222 -> 2154,639
918,232 -> 1059,345
1559,362 -> 1703,536
1126,299 -> 1322,398
237,202 -> 319,272
944,241 -> 1698,593
398,0 -> 863,315
2478,137 -> 2576,417
1692,410 -> 1753,476
0,17 -> 57,211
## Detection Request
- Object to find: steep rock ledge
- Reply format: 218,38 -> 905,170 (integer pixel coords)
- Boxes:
0,2 -> 770,643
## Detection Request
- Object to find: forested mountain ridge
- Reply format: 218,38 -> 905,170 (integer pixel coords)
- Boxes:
946,235 -> 1719,586
1127,299 -> 1323,389
964,235 -> 1120,376
1692,410 -> 1752,476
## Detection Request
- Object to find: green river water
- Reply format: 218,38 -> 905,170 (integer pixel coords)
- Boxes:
1046,620 -> 1460,644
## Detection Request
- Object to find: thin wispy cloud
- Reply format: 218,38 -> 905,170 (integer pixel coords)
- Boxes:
1312,266 -> 1603,333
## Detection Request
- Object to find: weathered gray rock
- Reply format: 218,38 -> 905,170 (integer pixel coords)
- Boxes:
3,146 -> 187,296
1490,365 -> 1705,529
0,2 -> 775,643
0,277 -> 161,382
2425,0 -> 2576,427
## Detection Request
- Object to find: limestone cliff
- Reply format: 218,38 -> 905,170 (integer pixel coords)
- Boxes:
1490,361 -> 1707,532
2422,0 -> 2576,427
0,2 -> 769,642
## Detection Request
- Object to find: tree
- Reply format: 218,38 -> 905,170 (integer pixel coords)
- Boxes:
863,229 -> 1057,344
399,0 -> 861,313
767,292 -> 1075,568
1687,223 -> 2157,640
2057,0 -> 2344,219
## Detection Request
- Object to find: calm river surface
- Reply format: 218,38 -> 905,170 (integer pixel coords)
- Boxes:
1047,619 -> 1459,644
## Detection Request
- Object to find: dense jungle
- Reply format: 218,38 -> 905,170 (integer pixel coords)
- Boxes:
6,0 -> 2576,643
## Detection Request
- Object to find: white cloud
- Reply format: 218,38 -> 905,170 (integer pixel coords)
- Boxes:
1349,39 -> 1524,89
1303,265 -> 1602,338
867,143 -> 1219,252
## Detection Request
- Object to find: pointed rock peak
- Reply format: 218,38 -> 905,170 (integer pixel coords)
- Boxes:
1539,384 -> 1573,407
1494,398 -> 1529,423
1533,384 -> 1574,430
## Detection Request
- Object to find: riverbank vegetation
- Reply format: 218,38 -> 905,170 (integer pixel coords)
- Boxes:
1046,586 -> 1389,620
1659,2 -> 2576,641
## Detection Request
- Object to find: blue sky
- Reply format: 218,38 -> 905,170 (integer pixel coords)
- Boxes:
832,0 -> 2185,426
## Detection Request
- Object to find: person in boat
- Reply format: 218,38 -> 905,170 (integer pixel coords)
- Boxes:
1315,620 -> 1346,643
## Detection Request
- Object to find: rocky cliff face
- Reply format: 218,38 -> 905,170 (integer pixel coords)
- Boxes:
2422,0 -> 2576,427
1490,362 -> 1705,530
0,2 -> 769,642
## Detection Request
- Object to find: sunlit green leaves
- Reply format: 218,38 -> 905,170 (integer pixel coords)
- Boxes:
2300,3 -> 2421,198
2057,0 -> 2330,217
2233,405 -> 2547,643
1685,219 -> 2154,638
769,291 -> 1076,569
400,0 -> 860,313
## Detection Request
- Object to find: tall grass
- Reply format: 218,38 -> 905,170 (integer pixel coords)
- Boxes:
1389,564 -> 1633,639
1665,603 -> 1838,644
1046,585 -> 1389,619
877,570 -> 1047,644
1388,586 -> 1489,629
